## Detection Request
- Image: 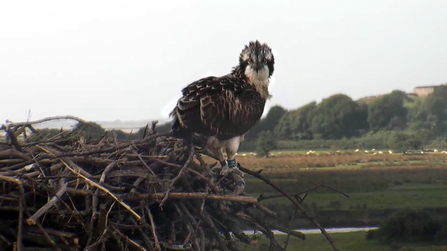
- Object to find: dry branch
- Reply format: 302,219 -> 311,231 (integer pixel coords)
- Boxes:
239,165 -> 340,251
26,181 -> 68,226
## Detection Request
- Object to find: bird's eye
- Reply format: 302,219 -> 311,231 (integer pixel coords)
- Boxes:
247,59 -> 253,64
263,59 -> 267,64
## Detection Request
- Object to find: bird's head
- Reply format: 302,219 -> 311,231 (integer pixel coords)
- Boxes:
238,41 -> 274,94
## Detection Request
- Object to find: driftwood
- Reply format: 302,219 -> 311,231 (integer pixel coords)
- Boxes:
0,116 -> 338,251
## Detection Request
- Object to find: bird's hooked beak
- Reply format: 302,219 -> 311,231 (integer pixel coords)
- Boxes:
253,60 -> 263,72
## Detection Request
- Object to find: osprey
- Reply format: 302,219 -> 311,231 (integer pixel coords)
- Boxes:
171,41 -> 275,176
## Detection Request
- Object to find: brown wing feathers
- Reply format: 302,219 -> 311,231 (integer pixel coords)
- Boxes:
172,76 -> 266,140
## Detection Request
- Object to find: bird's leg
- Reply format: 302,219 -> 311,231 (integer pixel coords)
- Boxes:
221,137 -> 244,177
222,137 -> 245,195
204,145 -> 227,171
201,146 -> 231,211
203,136 -> 231,175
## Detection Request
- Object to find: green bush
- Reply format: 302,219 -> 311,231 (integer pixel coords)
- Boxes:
37,128 -> 62,138
367,209 -> 447,244
256,131 -> 277,157
73,121 -> 106,139
434,218 -> 447,243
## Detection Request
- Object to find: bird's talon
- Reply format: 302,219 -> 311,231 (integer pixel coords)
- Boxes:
230,166 -> 244,177
219,165 -> 244,178
219,164 -> 230,176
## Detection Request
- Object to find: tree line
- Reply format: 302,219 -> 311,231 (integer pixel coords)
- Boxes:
248,86 -> 447,141
242,86 -> 447,155
38,85 -> 447,155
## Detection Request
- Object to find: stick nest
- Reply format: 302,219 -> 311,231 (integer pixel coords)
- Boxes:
0,116 -> 334,251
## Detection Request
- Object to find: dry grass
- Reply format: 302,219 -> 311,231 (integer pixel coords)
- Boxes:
201,152 -> 447,200
210,152 -> 447,196
237,152 -> 447,172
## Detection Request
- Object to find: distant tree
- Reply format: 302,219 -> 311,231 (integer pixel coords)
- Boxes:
311,94 -> 368,139
262,105 -> 287,131
388,132 -> 410,153
366,209 -> 445,243
274,113 -> 293,140
275,101 -> 316,140
37,128 -> 62,138
130,121 -> 173,139
109,129 -> 130,140
388,131 -> 423,153
73,121 -> 106,139
246,105 -> 287,139
256,130 -> 277,157
342,102 -> 369,136
409,86 -> 447,136
155,121 -> 173,134
368,90 -> 408,131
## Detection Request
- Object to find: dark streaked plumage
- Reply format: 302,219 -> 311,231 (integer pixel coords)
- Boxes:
172,76 -> 266,140
170,40 -> 275,185
171,41 -> 274,140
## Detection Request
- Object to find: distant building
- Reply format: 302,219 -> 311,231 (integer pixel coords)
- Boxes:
413,84 -> 447,97
413,86 -> 436,97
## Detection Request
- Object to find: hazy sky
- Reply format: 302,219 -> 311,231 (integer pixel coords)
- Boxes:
1,0 -> 446,123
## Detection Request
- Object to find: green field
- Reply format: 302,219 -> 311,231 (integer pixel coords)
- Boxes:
251,182 -> 447,211
238,152 -> 447,211
237,231 -> 447,251
223,152 -> 447,250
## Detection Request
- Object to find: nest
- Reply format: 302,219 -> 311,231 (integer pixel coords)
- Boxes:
0,116 -> 337,251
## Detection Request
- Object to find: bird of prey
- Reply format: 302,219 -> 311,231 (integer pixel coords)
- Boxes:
171,40 -> 275,177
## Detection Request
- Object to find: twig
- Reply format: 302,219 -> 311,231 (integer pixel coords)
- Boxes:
65,188 -> 259,204
24,208 -> 62,251
0,149 -> 31,161
150,155 -> 221,193
3,115 -> 89,128
5,127 -> 23,152
145,204 -> 161,251
26,181 -> 68,225
253,204 -> 277,218
177,202 -> 202,251
237,211 -> 284,251
258,184 -> 349,201
202,212 -> 230,251
111,225 -> 147,251
0,175 -> 24,251
93,161 -> 119,216
85,202 -> 115,251
58,158 -> 142,221
160,143 -> 194,207
2,132 -> 171,172
27,148 -> 137,224
283,209 -> 299,250
239,165 -> 339,251
134,152 -> 157,177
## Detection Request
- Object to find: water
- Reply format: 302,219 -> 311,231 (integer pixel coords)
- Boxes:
243,226 -> 378,235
